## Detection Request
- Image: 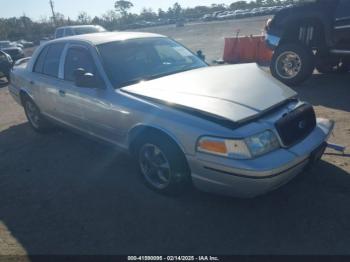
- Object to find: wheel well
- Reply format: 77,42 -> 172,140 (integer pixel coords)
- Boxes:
281,19 -> 325,49
128,125 -> 185,157
19,90 -> 29,106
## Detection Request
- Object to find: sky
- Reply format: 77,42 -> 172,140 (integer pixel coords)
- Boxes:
0,0 -> 237,20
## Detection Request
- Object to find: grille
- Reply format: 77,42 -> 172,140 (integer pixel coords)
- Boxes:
275,104 -> 316,147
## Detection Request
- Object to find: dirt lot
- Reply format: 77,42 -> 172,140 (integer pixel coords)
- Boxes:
135,16 -> 271,62
0,17 -> 350,257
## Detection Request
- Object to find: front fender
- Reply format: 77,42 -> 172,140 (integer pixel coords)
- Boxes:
127,123 -> 187,155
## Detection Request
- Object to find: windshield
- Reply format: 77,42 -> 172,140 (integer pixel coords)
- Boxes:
74,26 -> 106,35
97,37 -> 207,88
0,42 -> 11,48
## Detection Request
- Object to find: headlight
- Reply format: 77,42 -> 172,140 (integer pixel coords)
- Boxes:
197,130 -> 280,159
244,130 -> 280,157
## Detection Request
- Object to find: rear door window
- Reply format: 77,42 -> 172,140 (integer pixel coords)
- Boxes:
42,43 -> 65,78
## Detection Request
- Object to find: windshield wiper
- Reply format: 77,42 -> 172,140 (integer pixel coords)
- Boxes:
119,78 -> 147,88
118,65 -> 202,88
145,65 -> 201,80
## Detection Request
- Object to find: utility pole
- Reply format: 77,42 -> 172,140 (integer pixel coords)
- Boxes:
49,0 -> 57,26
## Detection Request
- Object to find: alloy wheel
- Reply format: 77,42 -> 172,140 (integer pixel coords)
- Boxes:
139,143 -> 172,190
25,100 -> 40,129
275,51 -> 302,79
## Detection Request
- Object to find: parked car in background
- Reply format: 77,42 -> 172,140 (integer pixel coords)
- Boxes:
0,41 -> 24,61
202,14 -> 213,21
40,37 -> 51,46
176,19 -> 185,27
18,40 -> 35,48
0,50 -> 12,80
54,25 -> 107,39
217,11 -> 235,20
9,32 -> 334,198
13,42 -> 24,49
235,9 -> 251,19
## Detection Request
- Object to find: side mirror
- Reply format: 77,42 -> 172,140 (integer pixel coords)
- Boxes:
74,68 -> 85,79
196,50 -> 205,61
74,68 -> 99,88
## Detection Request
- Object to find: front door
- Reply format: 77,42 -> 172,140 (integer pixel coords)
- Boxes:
57,44 -> 94,131
61,44 -> 126,145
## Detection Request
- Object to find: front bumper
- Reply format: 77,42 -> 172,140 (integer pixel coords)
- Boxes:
265,33 -> 281,50
187,118 -> 334,198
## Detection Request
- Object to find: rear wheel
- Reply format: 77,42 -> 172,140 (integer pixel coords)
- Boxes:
23,96 -> 54,133
135,133 -> 191,195
315,51 -> 348,74
271,43 -> 315,86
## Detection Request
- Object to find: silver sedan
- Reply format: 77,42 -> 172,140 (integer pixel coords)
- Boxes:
9,32 -> 334,197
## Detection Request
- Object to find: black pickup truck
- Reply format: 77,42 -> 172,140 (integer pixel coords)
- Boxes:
265,0 -> 350,85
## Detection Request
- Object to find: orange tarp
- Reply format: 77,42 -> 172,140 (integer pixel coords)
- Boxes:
223,35 -> 273,65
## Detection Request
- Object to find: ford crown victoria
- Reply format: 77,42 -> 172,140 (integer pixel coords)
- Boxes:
9,32 -> 334,197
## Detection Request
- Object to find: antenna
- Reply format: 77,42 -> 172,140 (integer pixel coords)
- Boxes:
49,0 -> 57,26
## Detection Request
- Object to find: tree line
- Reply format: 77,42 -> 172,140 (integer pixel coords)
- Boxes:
0,0 -> 305,43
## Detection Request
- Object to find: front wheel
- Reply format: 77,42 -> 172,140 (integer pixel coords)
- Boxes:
136,134 -> 191,195
270,43 -> 315,86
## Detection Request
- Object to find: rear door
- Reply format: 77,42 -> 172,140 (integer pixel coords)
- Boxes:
32,42 -> 66,118
334,0 -> 350,42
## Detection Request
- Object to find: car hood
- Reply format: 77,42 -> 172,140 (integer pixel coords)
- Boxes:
121,64 -> 297,124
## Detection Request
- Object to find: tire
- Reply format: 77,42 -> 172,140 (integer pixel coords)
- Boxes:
270,43 -> 315,86
338,61 -> 350,74
135,133 -> 191,195
23,96 -> 54,133
316,61 -> 349,74
315,51 -> 346,74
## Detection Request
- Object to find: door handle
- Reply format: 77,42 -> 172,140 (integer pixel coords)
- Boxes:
59,90 -> 66,96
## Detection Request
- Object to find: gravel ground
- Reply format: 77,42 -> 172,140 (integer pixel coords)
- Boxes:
0,16 -> 349,257
134,16 -> 271,62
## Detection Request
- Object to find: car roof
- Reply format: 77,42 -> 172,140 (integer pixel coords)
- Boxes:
49,31 -> 166,46
56,25 -> 103,30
